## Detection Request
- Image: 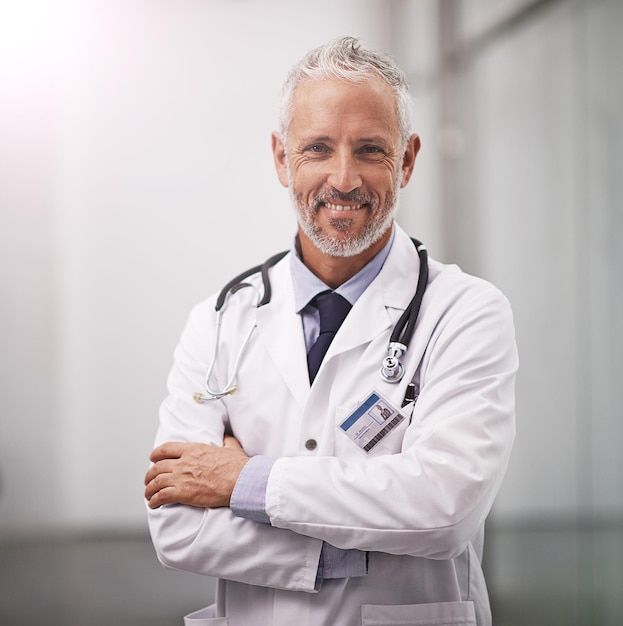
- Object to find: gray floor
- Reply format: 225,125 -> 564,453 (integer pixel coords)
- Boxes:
0,533 -> 215,626
483,522 -> 623,626
1,526 -> 621,625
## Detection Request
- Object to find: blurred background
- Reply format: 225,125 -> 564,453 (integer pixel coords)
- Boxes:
1,0 -> 621,624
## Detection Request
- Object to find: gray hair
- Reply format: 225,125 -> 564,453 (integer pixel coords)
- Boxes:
278,36 -> 412,146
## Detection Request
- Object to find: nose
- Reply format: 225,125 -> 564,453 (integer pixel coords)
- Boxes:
326,150 -> 362,193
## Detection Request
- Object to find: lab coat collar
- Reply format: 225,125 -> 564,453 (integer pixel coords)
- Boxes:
330,224 -> 421,353
254,224 -> 421,400
289,227 -> 395,311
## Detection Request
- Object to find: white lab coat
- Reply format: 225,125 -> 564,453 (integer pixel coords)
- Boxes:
147,225 -> 518,626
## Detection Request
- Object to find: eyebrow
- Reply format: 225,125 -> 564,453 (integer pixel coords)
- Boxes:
298,135 -> 331,144
358,136 -> 390,145
298,135 -> 391,146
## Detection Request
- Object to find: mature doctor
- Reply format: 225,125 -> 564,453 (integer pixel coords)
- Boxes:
144,37 -> 518,626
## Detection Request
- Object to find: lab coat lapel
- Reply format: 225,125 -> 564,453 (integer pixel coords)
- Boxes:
252,227 -> 420,404
330,226 -> 421,356
254,256 -> 311,410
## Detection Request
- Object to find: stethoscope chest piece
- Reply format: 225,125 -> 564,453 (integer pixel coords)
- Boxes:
380,341 -> 407,383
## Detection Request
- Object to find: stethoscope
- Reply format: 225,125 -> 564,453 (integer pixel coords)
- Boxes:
193,239 -> 428,403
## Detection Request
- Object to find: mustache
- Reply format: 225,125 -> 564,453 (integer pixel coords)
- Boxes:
312,188 -> 375,210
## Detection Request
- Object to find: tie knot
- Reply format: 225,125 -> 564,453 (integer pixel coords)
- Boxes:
314,291 -> 352,334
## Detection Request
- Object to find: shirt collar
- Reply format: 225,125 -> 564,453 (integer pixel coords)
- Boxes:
290,225 -> 395,313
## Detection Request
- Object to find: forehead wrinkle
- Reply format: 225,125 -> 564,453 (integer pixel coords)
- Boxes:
290,115 -> 399,148
294,132 -> 395,148
358,135 -> 393,147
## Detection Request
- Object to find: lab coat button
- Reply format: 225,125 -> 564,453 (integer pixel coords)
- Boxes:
305,438 -> 317,451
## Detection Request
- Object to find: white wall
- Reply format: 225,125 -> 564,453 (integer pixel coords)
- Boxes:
392,0 -> 444,257
0,0 -> 405,535
4,0 -> 619,539
470,0 -> 585,518
408,0 -> 623,524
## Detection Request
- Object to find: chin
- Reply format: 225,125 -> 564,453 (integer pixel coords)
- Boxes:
304,221 -> 392,258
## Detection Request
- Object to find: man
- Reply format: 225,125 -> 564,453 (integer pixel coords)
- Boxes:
145,37 -> 517,626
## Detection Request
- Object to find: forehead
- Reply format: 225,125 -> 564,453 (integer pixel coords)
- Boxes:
289,77 -> 400,140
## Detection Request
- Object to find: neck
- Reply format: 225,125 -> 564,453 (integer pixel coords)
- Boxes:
297,228 -> 392,289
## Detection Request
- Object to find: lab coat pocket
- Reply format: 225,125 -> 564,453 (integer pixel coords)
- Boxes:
362,600 -> 476,625
184,604 -> 228,625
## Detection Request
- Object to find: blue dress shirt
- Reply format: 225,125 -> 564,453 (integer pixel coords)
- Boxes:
230,227 -> 395,585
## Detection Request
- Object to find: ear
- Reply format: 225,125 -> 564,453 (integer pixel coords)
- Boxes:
271,131 -> 289,188
399,134 -> 421,188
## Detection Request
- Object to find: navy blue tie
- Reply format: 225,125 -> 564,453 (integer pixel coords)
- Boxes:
307,291 -> 352,383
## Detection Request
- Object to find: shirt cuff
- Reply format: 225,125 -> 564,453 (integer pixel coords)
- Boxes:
230,455 -> 275,524
321,544 -> 368,579
231,455 -> 367,584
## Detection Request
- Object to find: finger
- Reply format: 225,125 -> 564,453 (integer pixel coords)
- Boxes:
149,441 -> 185,463
144,469 -> 173,501
144,459 -> 176,486
223,435 -> 242,451
146,485 -> 178,509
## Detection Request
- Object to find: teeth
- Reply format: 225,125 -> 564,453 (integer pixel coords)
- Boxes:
325,202 -> 362,211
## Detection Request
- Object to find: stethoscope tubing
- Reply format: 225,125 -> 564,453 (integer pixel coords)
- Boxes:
196,239 -> 427,402
215,250 -> 288,312
389,240 -> 427,347
200,309 -> 257,400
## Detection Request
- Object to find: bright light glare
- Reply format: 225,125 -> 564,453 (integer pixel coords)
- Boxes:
0,0 -> 69,81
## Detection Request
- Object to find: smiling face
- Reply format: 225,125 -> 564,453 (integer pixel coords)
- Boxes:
272,77 -> 420,266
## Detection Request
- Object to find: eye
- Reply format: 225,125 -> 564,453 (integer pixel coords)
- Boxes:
305,144 -> 329,154
361,145 -> 383,155
358,145 -> 387,161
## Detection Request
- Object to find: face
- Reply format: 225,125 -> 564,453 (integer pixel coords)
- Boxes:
272,77 -> 420,259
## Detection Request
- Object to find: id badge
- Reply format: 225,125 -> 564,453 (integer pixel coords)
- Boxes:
338,390 -> 407,455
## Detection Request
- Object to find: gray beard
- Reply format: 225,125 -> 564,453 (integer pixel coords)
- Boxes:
287,171 -> 402,258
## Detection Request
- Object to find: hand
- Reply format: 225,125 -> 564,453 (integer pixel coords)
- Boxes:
144,435 -> 250,509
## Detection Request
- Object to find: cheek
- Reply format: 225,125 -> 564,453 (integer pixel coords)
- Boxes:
370,172 -> 398,200
290,167 -> 324,197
